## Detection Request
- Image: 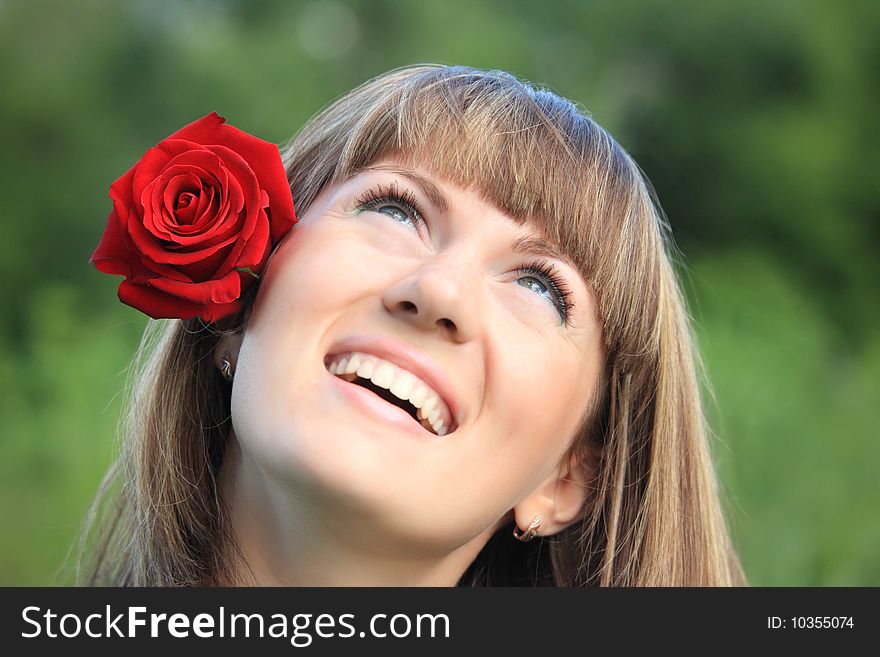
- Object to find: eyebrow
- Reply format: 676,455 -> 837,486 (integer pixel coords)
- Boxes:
510,236 -> 579,272
361,164 -> 578,272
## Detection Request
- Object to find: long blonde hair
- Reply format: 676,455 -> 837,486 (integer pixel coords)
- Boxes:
82,64 -> 746,586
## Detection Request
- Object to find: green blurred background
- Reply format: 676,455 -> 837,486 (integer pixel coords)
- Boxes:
1,0 -> 877,585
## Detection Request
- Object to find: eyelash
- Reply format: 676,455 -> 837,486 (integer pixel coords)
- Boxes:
355,184 -> 575,326
515,259 -> 576,327
355,182 -> 426,230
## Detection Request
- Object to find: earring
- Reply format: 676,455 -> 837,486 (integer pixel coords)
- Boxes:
220,351 -> 234,382
512,515 -> 542,542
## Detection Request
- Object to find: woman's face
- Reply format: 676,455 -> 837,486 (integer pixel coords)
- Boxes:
229,159 -> 604,547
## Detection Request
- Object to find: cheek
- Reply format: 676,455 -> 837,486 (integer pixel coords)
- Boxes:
431,351 -> 588,542
257,225 -> 374,324
485,339 -> 590,483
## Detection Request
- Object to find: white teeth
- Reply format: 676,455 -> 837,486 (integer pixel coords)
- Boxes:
372,362 -> 395,388
409,384 -> 428,408
327,351 -> 454,436
355,357 -> 375,379
421,395 -> 438,416
345,353 -> 362,374
389,371 -> 415,399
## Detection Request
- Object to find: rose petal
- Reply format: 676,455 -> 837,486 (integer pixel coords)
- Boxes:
148,269 -> 241,305
131,139 -> 211,203
163,174 -> 201,225
232,206 -> 271,269
141,167 -> 216,242
192,185 -> 218,228
165,112 -> 227,143
145,180 -> 233,247
108,164 -> 139,227
174,194 -> 199,225
142,177 -> 178,241
118,279 -> 204,320
130,214 -> 241,266
137,254 -> 192,283
144,172 -> 226,244
175,242 -> 236,282
91,214 -> 189,283
206,144 -> 261,232
129,175 -> 242,264
145,155 -> 224,222
90,209 -> 133,277
198,299 -> 242,323
143,155 -> 243,249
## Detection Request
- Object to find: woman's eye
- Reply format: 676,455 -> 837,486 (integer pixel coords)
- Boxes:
355,184 -> 426,235
514,261 -> 574,326
517,276 -> 555,307
374,204 -> 418,231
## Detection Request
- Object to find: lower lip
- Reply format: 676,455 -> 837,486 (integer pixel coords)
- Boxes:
327,371 -> 437,439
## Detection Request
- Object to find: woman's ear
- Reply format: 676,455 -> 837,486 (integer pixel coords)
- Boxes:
213,331 -> 244,375
512,452 -> 592,538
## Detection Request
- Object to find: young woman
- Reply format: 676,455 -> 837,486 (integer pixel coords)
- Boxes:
84,64 -> 746,586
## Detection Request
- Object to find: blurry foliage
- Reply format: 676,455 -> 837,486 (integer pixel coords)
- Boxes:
0,0 -> 876,584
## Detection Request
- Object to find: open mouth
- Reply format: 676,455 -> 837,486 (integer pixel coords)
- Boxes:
324,351 -> 456,436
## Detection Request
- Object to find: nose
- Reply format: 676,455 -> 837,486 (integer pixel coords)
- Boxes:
381,258 -> 480,343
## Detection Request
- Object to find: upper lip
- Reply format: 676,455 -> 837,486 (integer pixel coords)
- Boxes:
324,334 -> 461,431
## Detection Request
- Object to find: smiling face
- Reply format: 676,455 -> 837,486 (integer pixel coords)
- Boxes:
227,159 -> 605,549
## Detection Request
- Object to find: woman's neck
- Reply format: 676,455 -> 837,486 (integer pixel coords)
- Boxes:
219,436 -> 495,586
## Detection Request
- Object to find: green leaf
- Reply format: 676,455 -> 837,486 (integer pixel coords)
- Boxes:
234,267 -> 260,280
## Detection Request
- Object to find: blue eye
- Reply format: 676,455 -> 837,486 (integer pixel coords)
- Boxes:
356,183 -> 425,233
374,204 -> 418,231
518,275 -> 553,302
515,260 -> 575,326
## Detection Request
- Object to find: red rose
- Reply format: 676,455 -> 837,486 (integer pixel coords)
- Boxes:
90,112 -> 296,322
